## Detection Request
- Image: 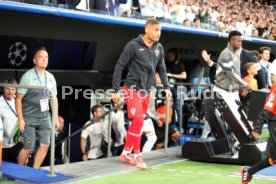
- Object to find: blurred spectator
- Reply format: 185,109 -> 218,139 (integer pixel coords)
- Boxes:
139,0 -> 155,18
269,27 -> 276,40
227,19 -> 236,33
183,19 -> 191,27
193,17 -> 201,29
235,16 -> 246,34
252,29 -> 260,38
171,0 -> 187,24
108,0 -> 121,16
199,2 -> 211,29
0,79 -> 22,164
80,105 -> 104,160
154,99 -> 180,149
90,0 -> 109,14
244,17 -> 254,37
216,21 -> 226,32
155,0 -> 171,23
119,0 -> 140,18
103,98 -> 126,156
166,47 -> 187,126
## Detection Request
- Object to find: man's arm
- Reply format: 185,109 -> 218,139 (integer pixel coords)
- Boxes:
168,72 -> 187,79
15,93 -> 25,133
102,116 -> 110,144
50,97 -> 60,131
80,137 -> 88,161
112,42 -> 134,93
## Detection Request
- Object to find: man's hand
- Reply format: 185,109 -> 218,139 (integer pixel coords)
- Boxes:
167,73 -> 173,77
165,89 -> 172,100
201,50 -> 212,64
112,92 -> 120,103
18,119 -> 25,133
82,154 -> 88,161
240,86 -> 251,97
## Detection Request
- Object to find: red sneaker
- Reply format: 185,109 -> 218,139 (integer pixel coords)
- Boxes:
119,154 -> 136,165
134,156 -> 147,170
241,166 -> 252,184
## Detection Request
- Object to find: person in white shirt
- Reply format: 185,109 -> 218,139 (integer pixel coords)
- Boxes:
103,98 -> 126,156
235,16 -> 246,35
0,78 -> 22,164
244,17 -> 254,37
80,105 -> 104,160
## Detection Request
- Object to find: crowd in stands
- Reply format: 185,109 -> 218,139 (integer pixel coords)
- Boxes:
5,0 -> 275,41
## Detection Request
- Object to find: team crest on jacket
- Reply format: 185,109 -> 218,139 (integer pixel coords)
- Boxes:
130,107 -> 136,116
155,49 -> 160,57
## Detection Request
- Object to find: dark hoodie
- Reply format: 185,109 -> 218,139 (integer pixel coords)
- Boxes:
112,35 -> 169,92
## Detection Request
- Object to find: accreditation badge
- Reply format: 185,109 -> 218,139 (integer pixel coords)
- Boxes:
40,99 -> 49,112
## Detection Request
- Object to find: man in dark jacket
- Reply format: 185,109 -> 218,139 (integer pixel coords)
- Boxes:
112,19 -> 171,169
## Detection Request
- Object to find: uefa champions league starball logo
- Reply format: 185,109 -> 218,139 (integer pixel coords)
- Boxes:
8,42 -> 27,66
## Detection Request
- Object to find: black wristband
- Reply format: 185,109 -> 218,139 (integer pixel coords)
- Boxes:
82,153 -> 86,155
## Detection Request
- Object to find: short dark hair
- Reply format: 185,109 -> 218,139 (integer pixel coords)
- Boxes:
183,19 -> 189,24
4,78 -> 17,85
33,47 -> 47,58
259,47 -> 271,55
167,47 -> 180,62
228,30 -> 242,41
193,18 -> 200,23
1,78 -> 17,94
91,104 -> 102,116
145,19 -> 159,27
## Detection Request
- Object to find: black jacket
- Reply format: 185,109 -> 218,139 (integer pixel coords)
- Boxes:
112,35 -> 169,92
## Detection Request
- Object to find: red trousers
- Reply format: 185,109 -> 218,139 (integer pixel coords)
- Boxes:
123,85 -> 150,154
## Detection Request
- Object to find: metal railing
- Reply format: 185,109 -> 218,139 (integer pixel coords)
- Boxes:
0,83 -> 57,176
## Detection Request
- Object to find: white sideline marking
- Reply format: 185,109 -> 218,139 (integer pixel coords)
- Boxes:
196,172 -> 206,175
167,169 -> 176,172
211,173 -> 221,176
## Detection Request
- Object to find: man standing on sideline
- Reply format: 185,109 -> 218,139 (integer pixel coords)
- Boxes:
214,30 -> 251,137
112,19 -> 172,169
16,47 -> 59,169
0,78 -> 22,164
80,105 -> 105,160
258,47 -> 271,89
